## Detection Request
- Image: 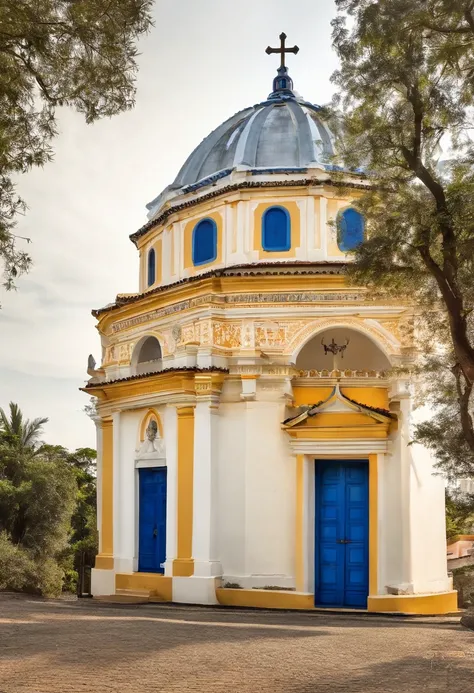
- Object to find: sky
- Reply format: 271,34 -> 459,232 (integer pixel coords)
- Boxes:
0,0 -> 340,450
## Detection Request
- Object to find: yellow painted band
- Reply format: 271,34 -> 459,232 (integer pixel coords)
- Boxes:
172,559 -> 195,577
97,417 -> 113,568
216,588 -> 314,610
295,454 -> 304,592
115,572 -> 172,601
95,555 -> 114,570
369,454 -> 378,596
175,405 -> 195,575
368,591 -> 458,615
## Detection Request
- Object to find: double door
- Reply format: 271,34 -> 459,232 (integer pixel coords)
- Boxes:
315,460 -> 369,608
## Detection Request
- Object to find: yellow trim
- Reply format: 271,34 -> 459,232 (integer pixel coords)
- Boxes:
183,211 -> 223,273
139,408 -> 164,441
368,454 -> 378,596
173,405 -> 195,577
95,417 -> 114,570
95,556 -> 114,570
292,387 -> 389,410
115,572 -> 172,601
253,201 -> 301,259
295,455 -> 304,591
216,588 -> 314,610
286,424 -> 390,440
153,238 -> 162,287
172,559 -> 194,577
368,592 -> 458,615
327,198 -> 348,256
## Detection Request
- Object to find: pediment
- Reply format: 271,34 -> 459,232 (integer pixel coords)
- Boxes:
282,383 -> 394,429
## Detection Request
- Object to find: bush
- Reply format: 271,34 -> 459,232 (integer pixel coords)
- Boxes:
0,532 -> 66,597
0,532 -> 35,592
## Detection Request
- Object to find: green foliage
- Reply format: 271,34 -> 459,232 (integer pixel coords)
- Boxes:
0,0 -> 153,294
445,490 -> 474,538
0,402 -> 97,596
330,0 -> 474,474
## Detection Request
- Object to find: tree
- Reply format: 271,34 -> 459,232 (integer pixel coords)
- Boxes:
329,0 -> 474,472
0,403 -> 93,596
0,0 -> 153,294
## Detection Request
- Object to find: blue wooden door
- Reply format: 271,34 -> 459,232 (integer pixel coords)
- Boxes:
138,467 -> 167,573
315,460 -> 369,608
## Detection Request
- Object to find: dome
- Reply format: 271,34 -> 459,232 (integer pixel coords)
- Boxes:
146,64 -> 335,219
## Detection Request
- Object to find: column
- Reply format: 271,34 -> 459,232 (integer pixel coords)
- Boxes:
295,454 -> 305,591
172,405 -> 195,576
95,416 -> 114,570
192,399 -> 222,577
163,405 -> 178,576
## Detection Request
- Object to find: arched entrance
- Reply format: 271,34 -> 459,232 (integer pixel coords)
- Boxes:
131,335 -> 163,375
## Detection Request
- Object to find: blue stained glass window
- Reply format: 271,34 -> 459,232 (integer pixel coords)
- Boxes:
262,206 -> 291,251
338,208 -> 365,251
147,248 -> 156,286
192,218 -> 217,266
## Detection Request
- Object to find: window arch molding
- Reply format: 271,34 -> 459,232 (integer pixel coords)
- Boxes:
192,217 -> 218,266
147,247 -> 156,287
262,205 -> 291,252
337,207 -> 365,252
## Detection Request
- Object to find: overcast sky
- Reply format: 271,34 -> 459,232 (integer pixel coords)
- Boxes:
0,0 -> 339,450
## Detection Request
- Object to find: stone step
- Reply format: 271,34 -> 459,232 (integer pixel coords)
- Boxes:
115,588 -> 151,598
93,591 -> 150,604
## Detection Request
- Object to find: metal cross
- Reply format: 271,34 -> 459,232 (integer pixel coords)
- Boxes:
265,32 -> 299,69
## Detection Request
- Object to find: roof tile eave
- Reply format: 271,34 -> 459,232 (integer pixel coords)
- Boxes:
82,366 -> 230,390
91,261 -> 348,317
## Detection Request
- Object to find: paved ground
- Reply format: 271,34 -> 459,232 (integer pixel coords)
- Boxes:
0,595 -> 473,693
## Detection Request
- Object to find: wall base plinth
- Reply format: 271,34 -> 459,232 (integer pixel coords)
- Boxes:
91,568 -> 115,596
368,591 -> 458,615
173,576 -> 219,604
216,588 -> 314,610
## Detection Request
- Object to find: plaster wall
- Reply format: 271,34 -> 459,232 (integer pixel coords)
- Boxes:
218,396 -> 295,588
409,443 -> 450,593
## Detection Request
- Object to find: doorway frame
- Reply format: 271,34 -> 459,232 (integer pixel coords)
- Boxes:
294,451 -> 379,600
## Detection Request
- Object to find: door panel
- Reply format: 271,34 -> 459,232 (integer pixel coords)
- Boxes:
138,467 -> 167,573
315,460 -> 369,608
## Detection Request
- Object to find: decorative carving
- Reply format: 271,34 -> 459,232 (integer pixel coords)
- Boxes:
213,322 -> 241,348
111,292 -> 366,333
200,320 -> 211,345
297,369 -> 389,379
172,324 -> 182,342
136,418 -> 165,459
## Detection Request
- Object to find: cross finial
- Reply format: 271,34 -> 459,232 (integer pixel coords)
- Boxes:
266,32 -> 299,69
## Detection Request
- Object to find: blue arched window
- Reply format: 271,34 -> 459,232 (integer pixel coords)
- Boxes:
338,208 -> 365,251
192,218 -> 217,266
147,248 -> 156,287
262,206 -> 291,252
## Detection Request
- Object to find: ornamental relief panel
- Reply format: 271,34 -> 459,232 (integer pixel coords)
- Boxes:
213,322 -> 241,348
254,321 -> 306,349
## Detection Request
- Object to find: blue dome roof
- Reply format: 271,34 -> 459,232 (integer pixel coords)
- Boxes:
146,66 -> 335,218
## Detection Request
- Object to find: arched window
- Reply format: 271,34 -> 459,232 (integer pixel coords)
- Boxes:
147,248 -> 156,287
338,208 -> 365,251
192,218 -> 217,266
262,206 -> 291,251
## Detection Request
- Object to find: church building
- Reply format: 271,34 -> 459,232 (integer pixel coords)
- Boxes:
83,36 -> 457,613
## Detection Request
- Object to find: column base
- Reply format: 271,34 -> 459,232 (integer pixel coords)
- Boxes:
193,560 -> 222,577
172,576 -> 219,605
91,568 -> 115,596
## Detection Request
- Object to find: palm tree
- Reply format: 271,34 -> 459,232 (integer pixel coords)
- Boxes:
0,402 -> 48,450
